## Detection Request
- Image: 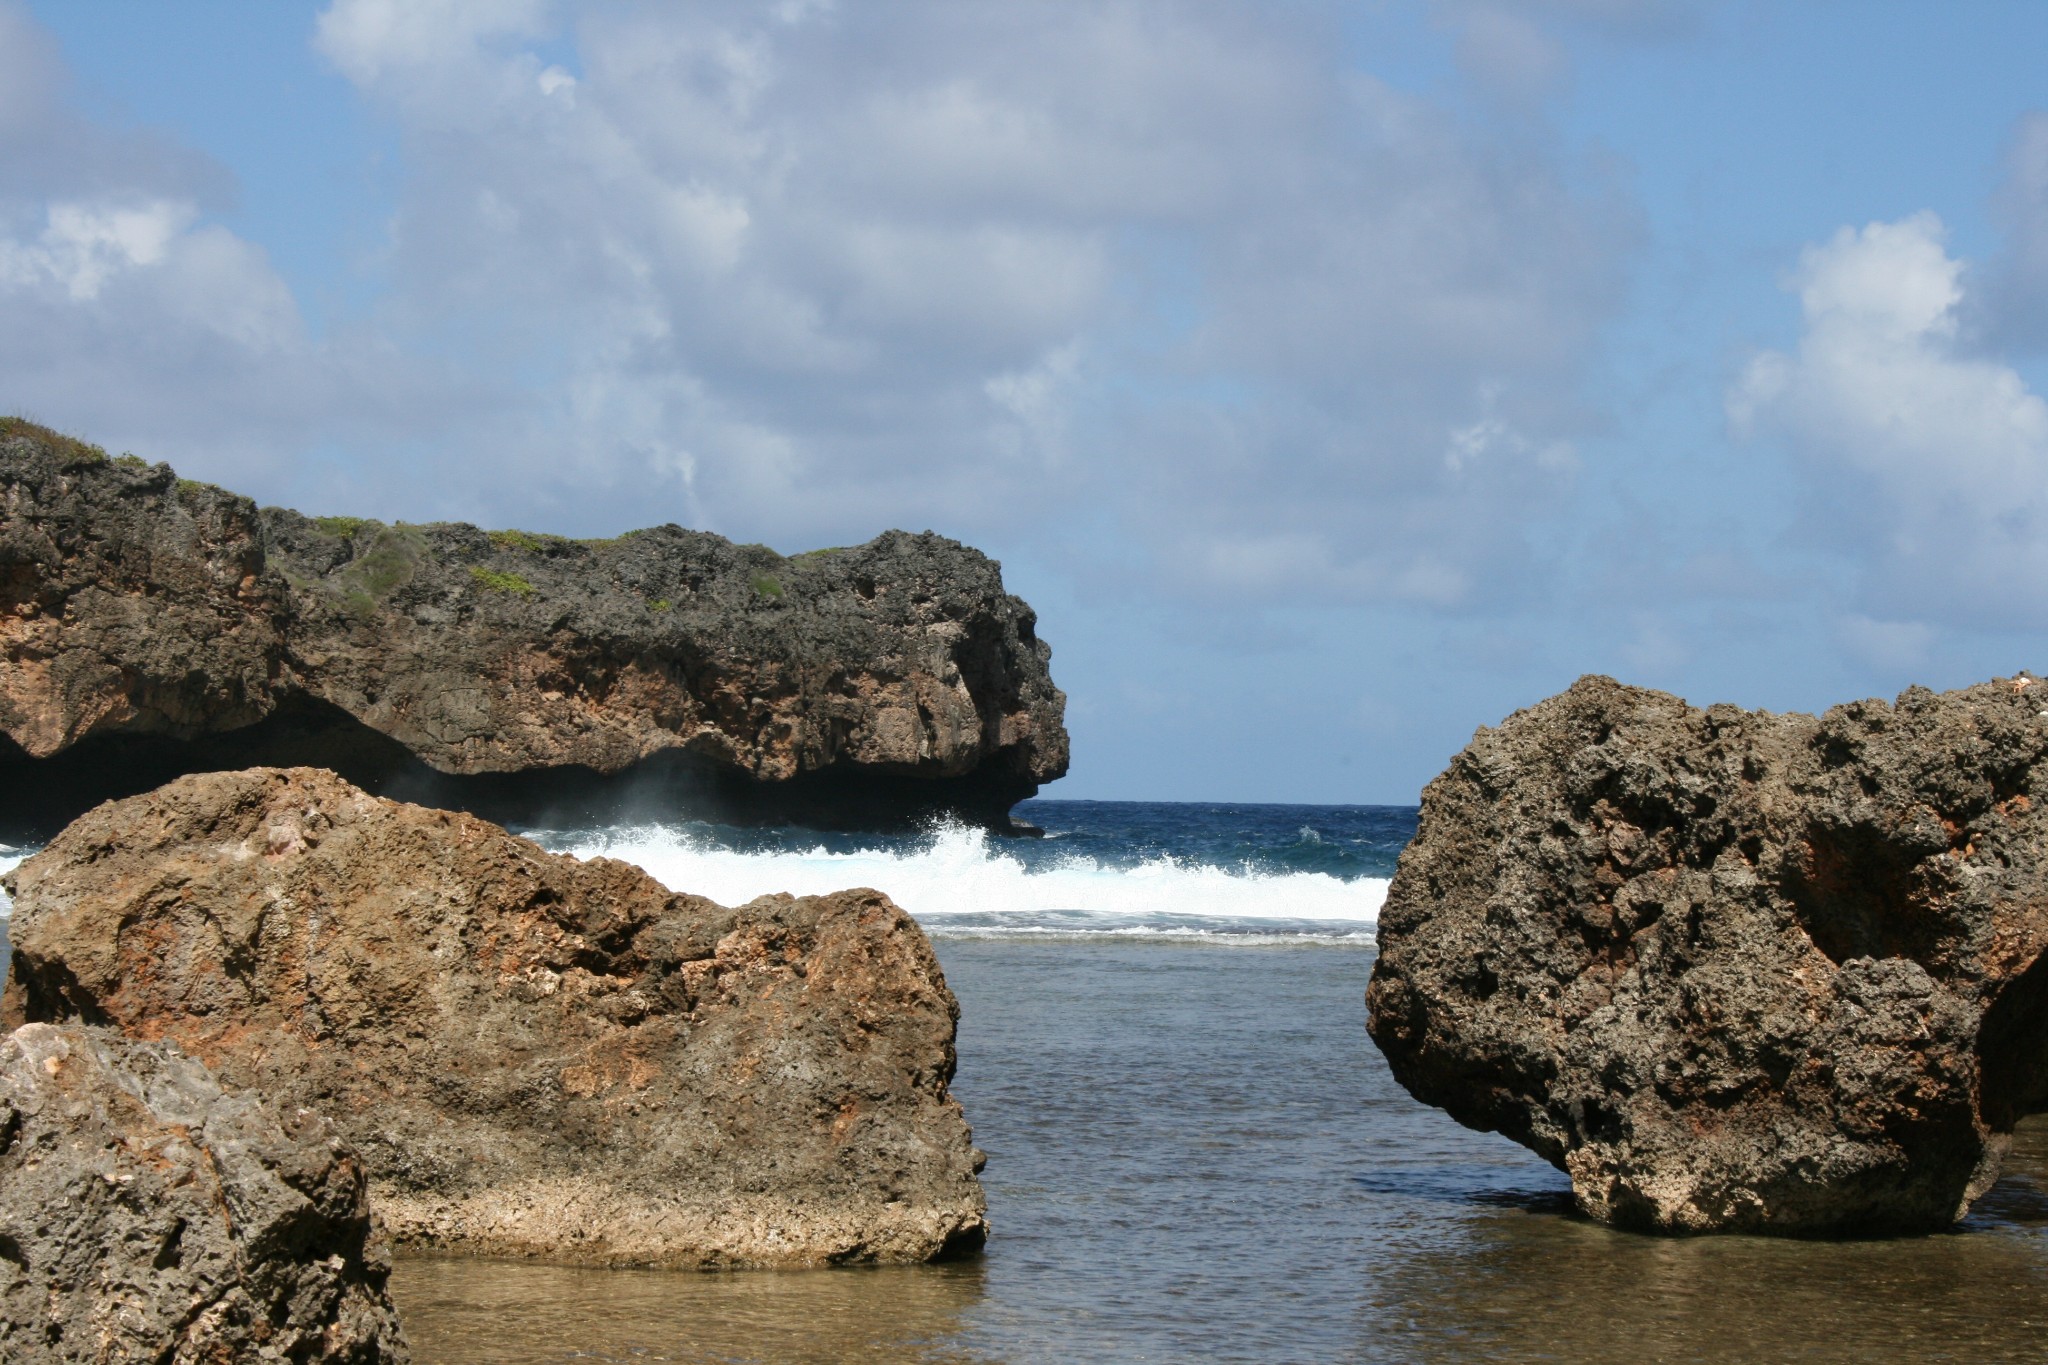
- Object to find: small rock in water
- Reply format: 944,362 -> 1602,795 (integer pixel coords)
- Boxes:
2,766 -> 987,1268
0,1022 -> 408,1363
1368,675 -> 2048,1235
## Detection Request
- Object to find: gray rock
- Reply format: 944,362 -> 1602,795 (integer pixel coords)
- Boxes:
0,1022 -> 407,1363
1367,674 -> 2048,1234
0,420 -> 1066,833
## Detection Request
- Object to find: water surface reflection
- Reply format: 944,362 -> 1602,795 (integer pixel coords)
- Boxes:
390,1257 -> 991,1364
1356,1118 -> 2048,1363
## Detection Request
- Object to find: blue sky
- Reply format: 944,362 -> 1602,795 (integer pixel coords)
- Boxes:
8,0 -> 2048,802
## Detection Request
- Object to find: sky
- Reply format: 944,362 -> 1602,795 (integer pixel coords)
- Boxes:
7,0 -> 2048,803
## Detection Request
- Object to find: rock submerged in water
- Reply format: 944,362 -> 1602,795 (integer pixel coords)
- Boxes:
3,766 -> 988,1268
0,1022 -> 408,1363
0,421 -> 1067,833
1367,675 -> 2048,1235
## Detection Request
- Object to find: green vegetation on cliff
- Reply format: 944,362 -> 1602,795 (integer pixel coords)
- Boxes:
1,417 -> 108,467
469,565 -> 536,595
313,516 -> 373,540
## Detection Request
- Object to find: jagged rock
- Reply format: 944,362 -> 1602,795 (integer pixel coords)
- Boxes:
1367,674 -> 2048,1235
3,767 -> 988,1268
0,1021 -> 408,1363
0,421 -> 1067,832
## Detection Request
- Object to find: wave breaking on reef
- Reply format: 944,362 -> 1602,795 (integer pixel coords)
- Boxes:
541,820 -> 1386,944
1,802 -> 1404,945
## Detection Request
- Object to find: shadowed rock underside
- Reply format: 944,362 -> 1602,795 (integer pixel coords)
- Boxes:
3,767 -> 988,1268
1368,674 -> 2048,1235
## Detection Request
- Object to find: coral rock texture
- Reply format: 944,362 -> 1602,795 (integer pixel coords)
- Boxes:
0,422 -> 1066,830
3,767 -> 989,1268
1368,674 -> 2048,1235
0,1021 -> 408,1363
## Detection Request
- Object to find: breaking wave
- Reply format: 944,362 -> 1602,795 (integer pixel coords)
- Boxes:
0,801 -> 1411,945
539,820 -> 1386,944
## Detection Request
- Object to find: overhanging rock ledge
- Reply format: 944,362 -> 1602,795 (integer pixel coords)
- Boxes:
0,421 -> 1067,834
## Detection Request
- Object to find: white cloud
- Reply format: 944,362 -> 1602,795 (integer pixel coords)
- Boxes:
0,200 -> 189,299
1730,213 -> 2048,624
1980,109 -> 2048,351
298,0 -> 1633,598
314,0 -> 553,86
0,0 -> 1637,609
0,0 -> 478,488
1434,0 -> 1702,101
1445,5 -> 1569,100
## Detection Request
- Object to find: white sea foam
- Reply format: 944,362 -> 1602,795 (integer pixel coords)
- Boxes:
541,821 -> 1385,941
0,848 -> 25,919
0,825 -> 1388,942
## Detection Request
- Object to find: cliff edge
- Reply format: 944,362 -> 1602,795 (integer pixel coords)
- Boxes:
0,421 -> 1067,832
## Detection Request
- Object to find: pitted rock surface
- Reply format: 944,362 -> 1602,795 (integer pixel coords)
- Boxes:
1367,674 -> 2048,1235
3,767 -> 988,1268
0,423 -> 1066,829
0,1022 -> 407,1363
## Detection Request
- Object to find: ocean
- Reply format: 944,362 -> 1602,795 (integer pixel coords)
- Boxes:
4,799 -> 2047,1361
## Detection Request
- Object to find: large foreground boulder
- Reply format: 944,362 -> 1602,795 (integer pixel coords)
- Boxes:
3,767 -> 988,1267
0,1022 -> 407,1363
0,420 -> 1067,833
1368,675 -> 2048,1235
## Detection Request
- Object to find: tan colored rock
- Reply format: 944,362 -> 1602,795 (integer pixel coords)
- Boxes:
3,767 -> 988,1268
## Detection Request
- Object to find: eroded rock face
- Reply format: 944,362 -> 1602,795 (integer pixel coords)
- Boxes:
1367,675 -> 2048,1235
0,1022 -> 407,1364
0,424 -> 1067,831
3,767 -> 987,1268
0,431 -> 285,761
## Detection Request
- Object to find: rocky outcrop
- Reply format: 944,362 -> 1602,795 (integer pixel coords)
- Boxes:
0,1021 -> 407,1363
1367,674 -> 2048,1235
3,767 -> 988,1268
0,421 -> 1066,833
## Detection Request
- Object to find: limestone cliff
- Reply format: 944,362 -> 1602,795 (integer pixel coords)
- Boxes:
0,421 -> 1067,833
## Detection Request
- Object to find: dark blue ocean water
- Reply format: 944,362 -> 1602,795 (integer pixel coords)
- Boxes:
2,797 -> 1408,938
1018,799 -> 1416,880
